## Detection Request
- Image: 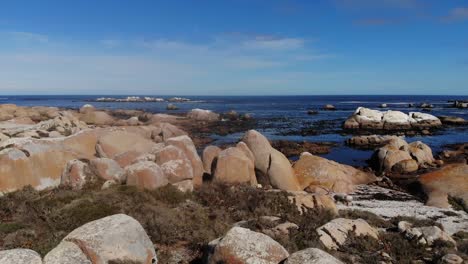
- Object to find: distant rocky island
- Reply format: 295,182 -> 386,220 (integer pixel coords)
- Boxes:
89,96 -> 192,102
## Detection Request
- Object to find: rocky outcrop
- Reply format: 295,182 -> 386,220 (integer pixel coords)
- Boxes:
208,226 -> 289,264
187,109 -> 220,121
89,158 -> 125,182
317,218 -> 379,250
0,249 -> 42,264
419,163 -> 468,209
95,130 -> 157,159
343,107 -> 442,132
43,214 -> 157,264
285,248 -> 344,264
242,130 -> 301,191
372,138 -> 435,173
438,116 -> 467,125
293,154 -> 376,193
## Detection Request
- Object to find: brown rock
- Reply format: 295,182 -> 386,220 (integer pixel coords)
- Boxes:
60,159 -> 91,190
166,135 -> 204,187
96,130 -> 157,158
202,145 -> 222,174
125,161 -> 169,190
80,111 -> 114,125
213,147 -> 257,186
419,163 -> 468,208
294,154 -> 376,193
268,149 -> 301,191
89,158 -> 124,182
155,145 -> 194,183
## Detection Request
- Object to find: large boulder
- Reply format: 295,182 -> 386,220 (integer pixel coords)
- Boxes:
0,249 -> 42,264
202,145 -> 222,174
293,154 -> 376,193
209,226 -> 289,264
80,111 -> 115,126
408,141 -> 434,165
43,214 -> 157,264
317,218 -> 379,250
155,145 -> 194,183
187,108 -> 219,121
166,135 -> 204,187
96,130 -> 157,159
213,147 -> 257,186
419,163 -> 468,208
242,130 -> 301,191
242,130 -> 272,174
269,149 -> 301,190
343,107 -> 442,131
125,161 -> 169,190
89,158 -> 125,182
285,248 -> 344,264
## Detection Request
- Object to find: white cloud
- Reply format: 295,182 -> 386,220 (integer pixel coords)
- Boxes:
242,37 -> 305,50
7,31 -> 49,43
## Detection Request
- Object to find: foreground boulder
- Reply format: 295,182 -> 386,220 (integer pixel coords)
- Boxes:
285,248 -> 344,264
0,249 -> 42,264
293,154 -> 376,193
419,163 -> 468,209
60,159 -> 92,190
242,130 -> 301,191
155,145 -> 194,183
317,218 -> 379,250
202,145 -> 222,174
208,226 -> 289,264
343,107 -> 442,132
398,221 -> 456,246
44,214 -> 157,264
187,108 -> 220,121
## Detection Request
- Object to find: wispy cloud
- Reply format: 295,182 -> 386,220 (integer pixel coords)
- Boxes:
100,39 -> 122,48
442,7 -> 468,22
241,36 -> 305,50
336,0 -> 424,10
7,31 -> 49,43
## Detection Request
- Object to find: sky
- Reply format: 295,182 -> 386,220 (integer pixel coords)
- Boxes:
0,0 -> 467,95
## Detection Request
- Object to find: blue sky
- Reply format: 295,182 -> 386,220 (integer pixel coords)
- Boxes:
0,0 -> 467,95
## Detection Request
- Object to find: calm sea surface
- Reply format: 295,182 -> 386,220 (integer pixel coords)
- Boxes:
1,95 -> 467,166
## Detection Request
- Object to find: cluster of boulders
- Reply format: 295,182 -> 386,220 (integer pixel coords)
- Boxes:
343,107 -> 442,132
370,137 -> 437,174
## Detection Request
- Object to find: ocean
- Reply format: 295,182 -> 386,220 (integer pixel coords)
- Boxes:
1,95 -> 467,166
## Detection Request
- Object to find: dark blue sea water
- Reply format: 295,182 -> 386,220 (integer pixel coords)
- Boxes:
1,95 -> 467,166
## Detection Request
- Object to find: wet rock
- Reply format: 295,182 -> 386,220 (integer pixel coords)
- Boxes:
43,214 -> 157,264
166,103 -> 179,110
285,248 -> 344,264
271,140 -> 332,157
419,163 -> 468,209
0,249 -> 42,264
346,135 -> 402,149
419,103 -> 434,108
213,147 -> 257,186
323,104 -> 336,110
208,226 -> 289,264
307,110 -> 319,115
187,108 -> 219,121
125,161 -> 169,190
452,101 -> 468,109
202,145 -> 222,174
317,218 -> 379,250
438,116 -> 467,125
223,110 -> 239,120
293,154 -> 376,193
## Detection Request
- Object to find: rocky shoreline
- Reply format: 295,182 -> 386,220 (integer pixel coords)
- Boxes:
0,103 -> 467,263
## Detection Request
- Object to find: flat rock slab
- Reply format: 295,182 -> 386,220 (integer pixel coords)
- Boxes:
338,185 -> 468,235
